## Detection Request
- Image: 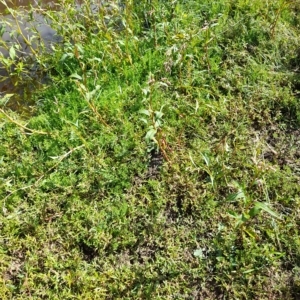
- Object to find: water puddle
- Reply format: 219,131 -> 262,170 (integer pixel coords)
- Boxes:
1,1 -> 122,115
0,0 -> 56,12
0,0 -> 59,114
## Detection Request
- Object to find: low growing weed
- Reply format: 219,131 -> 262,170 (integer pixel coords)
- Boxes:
0,0 -> 300,298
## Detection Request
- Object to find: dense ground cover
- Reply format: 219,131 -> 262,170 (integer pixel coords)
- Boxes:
1,0 -> 300,298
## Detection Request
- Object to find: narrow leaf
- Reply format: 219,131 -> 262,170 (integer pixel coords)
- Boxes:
254,202 -> 280,219
9,46 -> 16,60
226,191 -> 245,202
70,73 -> 82,80
139,109 -> 151,116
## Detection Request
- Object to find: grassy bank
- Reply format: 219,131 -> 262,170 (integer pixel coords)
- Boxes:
1,0 -> 300,298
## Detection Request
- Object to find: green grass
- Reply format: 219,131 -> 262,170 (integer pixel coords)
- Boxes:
1,0 -> 300,298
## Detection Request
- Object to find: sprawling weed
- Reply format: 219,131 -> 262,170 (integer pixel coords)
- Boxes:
0,0 -> 300,298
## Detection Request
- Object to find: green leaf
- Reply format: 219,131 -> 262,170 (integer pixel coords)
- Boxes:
139,109 -> 151,116
140,118 -> 148,124
228,210 -> 238,218
9,46 -> 16,60
243,268 -> 256,274
0,25 -> 5,36
254,202 -> 280,219
241,213 -> 250,223
249,206 -> 261,218
70,73 -> 82,80
142,87 -> 150,95
145,128 -> 157,141
201,153 -> 210,166
155,111 -> 163,119
155,119 -> 162,127
60,53 -> 70,61
226,191 -> 245,202
0,94 -> 14,106
244,228 -> 257,239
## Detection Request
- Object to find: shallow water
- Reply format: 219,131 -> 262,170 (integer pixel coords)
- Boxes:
0,0 -> 56,12
0,0 -> 118,113
0,0 -> 60,113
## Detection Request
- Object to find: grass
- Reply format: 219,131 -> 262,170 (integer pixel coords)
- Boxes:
0,0 -> 300,298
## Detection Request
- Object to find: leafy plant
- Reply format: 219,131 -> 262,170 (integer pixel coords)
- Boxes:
0,0 -> 300,299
